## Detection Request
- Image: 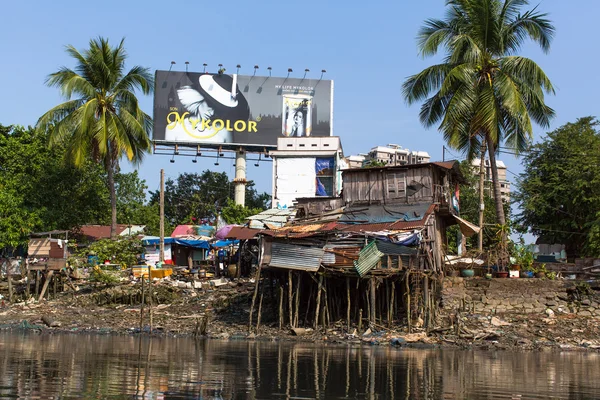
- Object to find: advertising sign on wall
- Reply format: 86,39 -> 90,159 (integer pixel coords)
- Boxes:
153,71 -> 333,148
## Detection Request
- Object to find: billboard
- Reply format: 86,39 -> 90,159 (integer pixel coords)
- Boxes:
153,71 -> 333,148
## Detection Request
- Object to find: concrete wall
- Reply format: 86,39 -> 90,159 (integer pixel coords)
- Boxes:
442,278 -> 600,317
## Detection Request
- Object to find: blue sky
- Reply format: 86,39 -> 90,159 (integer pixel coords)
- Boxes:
1,0 -> 597,203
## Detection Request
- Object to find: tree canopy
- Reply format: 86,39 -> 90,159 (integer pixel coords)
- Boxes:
36,37 -> 153,239
149,171 -> 270,227
515,117 -> 600,257
403,0 -> 555,228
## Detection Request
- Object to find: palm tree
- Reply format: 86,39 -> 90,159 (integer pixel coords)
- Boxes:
37,37 -> 153,239
403,0 -> 555,228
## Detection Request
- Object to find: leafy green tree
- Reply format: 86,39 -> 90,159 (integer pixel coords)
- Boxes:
0,124 -> 110,248
115,170 -> 148,225
515,117 -> 600,258
149,170 -> 269,227
403,0 -> 555,229
36,37 -> 153,239
220,199 -> 263,225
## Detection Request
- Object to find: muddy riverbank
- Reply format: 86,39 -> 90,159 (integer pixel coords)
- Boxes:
1,277 -> 599,352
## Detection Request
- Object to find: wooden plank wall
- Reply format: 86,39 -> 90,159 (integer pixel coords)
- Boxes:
343,165 -> 438,204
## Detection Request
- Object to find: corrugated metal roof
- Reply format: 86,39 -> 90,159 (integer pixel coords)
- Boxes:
268,242 -> 324,272
225,226 -> 262,240
354,241 -> 384,277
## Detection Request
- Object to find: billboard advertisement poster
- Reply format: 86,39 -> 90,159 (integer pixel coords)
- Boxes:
153,71 -> 333,148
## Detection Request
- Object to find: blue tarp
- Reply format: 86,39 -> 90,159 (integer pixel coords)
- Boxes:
142,237 -> 210,250
212,239 -> 240,248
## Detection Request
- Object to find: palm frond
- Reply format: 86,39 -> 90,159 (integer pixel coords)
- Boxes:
113,66 -> 154,94
417,18 -> 458,57
36,99 -> 86,134
402,64 -> 453,104
502,8 -> 555,53
500,56 -> 554,94
46,68 -> 96,99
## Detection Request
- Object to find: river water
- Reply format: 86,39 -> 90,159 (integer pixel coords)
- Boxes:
0,332 -> 599,399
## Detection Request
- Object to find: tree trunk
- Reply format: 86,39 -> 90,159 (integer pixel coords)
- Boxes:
478,141 -> 487,252
106,155 -> 118,240
485,134 -> 506,226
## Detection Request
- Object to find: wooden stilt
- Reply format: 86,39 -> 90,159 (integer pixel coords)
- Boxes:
35,271 -> 40,297
279,285 -> 284,330
346,277 -> 351,331
26,270 -> 31,299
313,274 -> 323,330
8,275 -> 13,303
38,271 -> 54,302
424,275 -> 429,332
256,275 -> 266,332
323,278 -> 330,328
140,275 -> 145,331
370,278 -> 376,326
288,271 -> 293,327
391,281 -> 396,326
358,309 -> 363,333
248,265 -> 262,332
406,271 -> 411,333
148,265 -> 153,333
294,272 -> 301,328
386,279 -> 391,327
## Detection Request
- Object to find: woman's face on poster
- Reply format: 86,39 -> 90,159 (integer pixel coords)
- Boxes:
294,111 -> 304,126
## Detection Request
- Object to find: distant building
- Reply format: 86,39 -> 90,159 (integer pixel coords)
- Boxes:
347,144 -> 431,168
270,137 -> 345,209
471,159 -> 511,201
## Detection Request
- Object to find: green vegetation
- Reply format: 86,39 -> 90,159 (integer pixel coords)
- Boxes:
149,171 -> 269,227
76,238 -> 144,268
516,117 -> 600,257
403,0 -> 555,233
36,37 -> 153,239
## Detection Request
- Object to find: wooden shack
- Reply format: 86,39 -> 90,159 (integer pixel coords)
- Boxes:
247,161 -> 479,334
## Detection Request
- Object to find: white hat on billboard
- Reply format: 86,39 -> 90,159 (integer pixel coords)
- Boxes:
198,74 -> 238,108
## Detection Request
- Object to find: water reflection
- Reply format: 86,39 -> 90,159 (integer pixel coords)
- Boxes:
0,332 -> 599,399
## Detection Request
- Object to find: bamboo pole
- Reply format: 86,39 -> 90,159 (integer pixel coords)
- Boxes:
248,265 -> 262,332
314,274 -> 323,330
288,271 -> 293,327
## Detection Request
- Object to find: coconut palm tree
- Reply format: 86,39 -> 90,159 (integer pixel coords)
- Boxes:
37,37 -> 153,239
403,0 -> 555,228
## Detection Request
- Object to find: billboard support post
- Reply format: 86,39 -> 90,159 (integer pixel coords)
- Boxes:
234,151 -> 247,206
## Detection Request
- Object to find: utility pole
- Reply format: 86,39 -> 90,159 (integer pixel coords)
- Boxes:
159,169 -> 165,262
442,146 -> 445,162
478,142 -> 487,252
